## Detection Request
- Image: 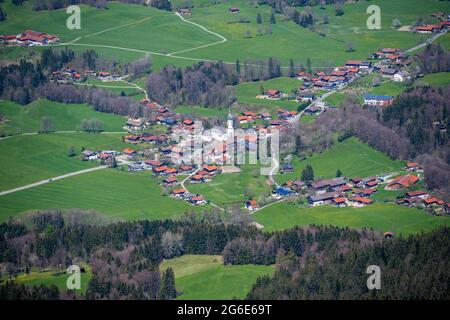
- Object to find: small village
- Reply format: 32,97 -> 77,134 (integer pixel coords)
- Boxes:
0,29 -> 59,46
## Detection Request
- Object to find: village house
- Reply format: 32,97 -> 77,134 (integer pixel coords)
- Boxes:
332,197 -> 347,207
122,148 -> 137,158
406,190 -> 428,200
229,7 -> 240,13
405,162 -> 423,172
298,91 -> 315,102
171,188 -> 186,198
308,192 -> 341,206
266,89 -> 281,99
128,162 -> 144,172
351,196 -> 374,207
81,150 -> 97,160
163,177 -> 178,187
153,166 -> 168,175
188,195 -> 207,205
97,153 -> 112,163
415,24 -> 441,33
274,186 -> 296,198
355,188 -> 377,197
283,180 -> 305,192
245,200 -> 259,211
165,167 -> 178,175
422,197 -> 445,207
16,30 -> 59,46
190,174 -> 205,183
144,159 -> 163,168
126,118 -> 147,131
393,71 -> 411,82
281,163 -> 294,173
311,177 -> 347,191
387,174 -> 420,189
381,67 -> 397,78
363,94 -> 394,107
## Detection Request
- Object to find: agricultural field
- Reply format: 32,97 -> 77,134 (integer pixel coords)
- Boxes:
0,169 -> 202,222
0,99 -> 126,135
254,202 -> 450,235
160,255 -> 275,300
0,132 -> 130,191
174,105 -> 229,119
276,137 -> 404,185
12,264 -> 92,296
235,77 -> 302,110
188,165 -> 273,206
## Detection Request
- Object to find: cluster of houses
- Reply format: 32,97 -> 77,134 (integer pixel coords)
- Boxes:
170,188 -> 208,206
81,149 -> 121,162
273,172 -> 423,208
0,30 -> 59,46
414,16 -> 450,33
48,68 -> 122,84
237,109 -> 298,125
396,190 -> 449,214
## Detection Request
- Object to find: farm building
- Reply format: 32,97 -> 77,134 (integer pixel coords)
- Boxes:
308,192 -> 341,206
266,89 -> 281,98
387,174 -> 419,189
126,118 -> 146,131
311,177 -> 347,190
363,94 -> 394,107
81,150 -> 97,160
245,200 -> 259,211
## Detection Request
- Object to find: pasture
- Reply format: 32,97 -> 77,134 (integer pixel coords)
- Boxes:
187,165 -> 273,206
254,202 -> 450,235
13,264 -> 92,296
0,132 -> 129,191
275,137 -> 404,185
160,255 -> 274,300
0,99 -> 126,135
0,169 -> 202,222
235,77 -> 302,110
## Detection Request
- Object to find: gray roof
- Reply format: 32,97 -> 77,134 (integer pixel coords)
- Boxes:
309,192 -> 341,202
311,177 -> 347,189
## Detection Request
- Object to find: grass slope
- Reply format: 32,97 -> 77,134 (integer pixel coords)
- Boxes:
254,202 -> 450,235
188,165 -> 272,206
161,255 -> 274,300
0,132 -> 128,191
0,169 -> 200,222
14,264 -> 92,296
235,77 -> 302,110
0,99 -> 125,135
276,137 -> 404,185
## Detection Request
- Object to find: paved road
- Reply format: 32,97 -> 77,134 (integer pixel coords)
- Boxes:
404,29 -> 447,54
0,165 -> 108,197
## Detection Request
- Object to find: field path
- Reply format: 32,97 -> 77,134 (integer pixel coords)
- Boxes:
404,29 -> 447,54
0,165 -> 108,197
167,13 -> 227,56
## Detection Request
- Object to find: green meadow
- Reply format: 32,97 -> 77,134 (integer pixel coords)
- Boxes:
0,132 -> 129,191
254,202 -> 450,235
417,72 -> 450,87
235,77 -> 302,110
0,169 -> 201,222
174,105 -> 229,119
276,137 -> 404,185
0,99 -> 126,135
188,165 -> 272,206
13,264 -> 92,296
160,255 -> 274,300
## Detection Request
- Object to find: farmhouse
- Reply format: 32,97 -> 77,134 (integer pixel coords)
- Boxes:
308,192 -> 341,206
332,197 -> 347,207
190,175 -> 205,183
81,150 -> 97,160
126,118 -> 146,131
266,89 -> 281,99
274,187 -> 296,198
416,25 -> 441,33
16,30 -> 59,45
298,91 -> 315,102
381,68 -> 397,78
393,71 -> 410,82
245,200 -> 259,211
405,162 -> 423,172
144,159 -> 163,168
163,177 -> 178,186
153,166 -> 168,175
165,167 -> 178,175
355,188 -> 377,197
387,174 -> 419,189
406,190 -> 428,199
97,153 -> 112,161
188,196 -> 207,205
171,188 -> 186,198
363,94 -> 394,107
351,196 -> 374,206
311,177 -> 347,190
122,148 -> 137,157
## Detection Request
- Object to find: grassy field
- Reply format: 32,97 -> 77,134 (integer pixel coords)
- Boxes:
235,77 -> 302,110
0,132 -> 130,191
13,264 -> 92,296
174,105 -> 229,119
160,255 -> 274,300
276,137 -> 404,185
254,202 -> 450,235
188,165 -> 272,206
417,72 -> 450,87
0,99 -> 126,135
0,169 -> 201,222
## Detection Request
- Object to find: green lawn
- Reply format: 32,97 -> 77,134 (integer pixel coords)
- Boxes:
13,264 -> 92,296
369,81 -> 407,97
0,99 -> 126,135
0,132 -> 130,191
161,255 -> 274,300
254,202 -> 450,235
0,169 -> 201,222
188,165 -> 272,206
276,137 -> 404,185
